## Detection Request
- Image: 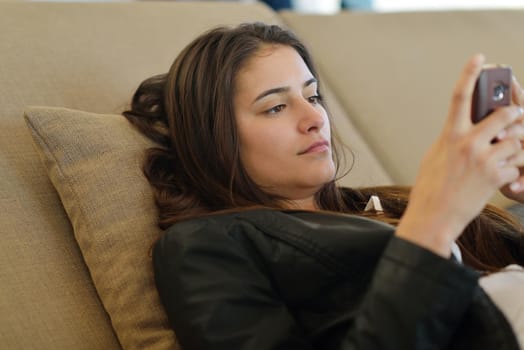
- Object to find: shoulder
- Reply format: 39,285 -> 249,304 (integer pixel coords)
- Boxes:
153,208 -> 396,272
159,208 -> 395,244
153,209 -> 278,265
158,209 -> 276,246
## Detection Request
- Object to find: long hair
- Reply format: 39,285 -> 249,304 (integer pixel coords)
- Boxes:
340,186 -> 524,273
123,22 -> 524,273
124,22 -> 349,226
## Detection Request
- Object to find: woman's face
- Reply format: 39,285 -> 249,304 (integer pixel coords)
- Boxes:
233,44 -> 336,208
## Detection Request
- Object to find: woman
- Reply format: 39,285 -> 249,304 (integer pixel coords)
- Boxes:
124,23 -> 524,349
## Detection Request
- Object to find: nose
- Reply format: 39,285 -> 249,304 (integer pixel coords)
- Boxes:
297,98 -> 325,134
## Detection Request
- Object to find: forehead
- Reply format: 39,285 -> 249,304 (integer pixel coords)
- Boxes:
234,44 -> 314,94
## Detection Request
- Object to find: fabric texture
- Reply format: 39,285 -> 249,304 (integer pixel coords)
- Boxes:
24,106 -> 179,350
153,209 -> 520,350
0,2 -> 280,348
480,265 -> 524,348
280,9 -> 524,208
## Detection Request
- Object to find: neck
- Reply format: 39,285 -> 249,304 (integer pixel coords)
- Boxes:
284,196 -> 318,211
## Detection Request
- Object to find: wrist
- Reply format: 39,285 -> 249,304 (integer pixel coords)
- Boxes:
396,210 -> 460,258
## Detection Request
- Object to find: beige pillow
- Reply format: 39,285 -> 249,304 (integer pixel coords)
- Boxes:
24,107 -> 179,350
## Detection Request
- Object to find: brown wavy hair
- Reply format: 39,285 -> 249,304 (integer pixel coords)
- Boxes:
344,186 -> 524,273
123,22 -> 524,273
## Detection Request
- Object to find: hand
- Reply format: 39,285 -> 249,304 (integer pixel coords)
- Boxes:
499,76 -> 524,202
396,54 -> 524,257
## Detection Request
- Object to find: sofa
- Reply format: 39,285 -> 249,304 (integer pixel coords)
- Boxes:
2,2 -> 524,349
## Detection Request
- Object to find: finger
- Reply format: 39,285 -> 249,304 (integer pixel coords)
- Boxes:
447,54 -> 485,132
490,147 -> 521,187
504,173 -> 524,193
489,137 -> 522,167
475,105 -> 524,144
506,150 -> 524,168
512,75 -> 524,106
496,116 -> 524,141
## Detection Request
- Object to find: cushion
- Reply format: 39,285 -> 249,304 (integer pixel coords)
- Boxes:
479,265 -> 524,348
24,106 -> 179,350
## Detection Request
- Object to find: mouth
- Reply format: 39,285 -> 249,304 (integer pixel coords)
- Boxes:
298,140 -> 330,155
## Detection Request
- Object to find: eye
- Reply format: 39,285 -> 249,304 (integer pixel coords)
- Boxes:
307,94 -> 322,105
265,104 -> 286,115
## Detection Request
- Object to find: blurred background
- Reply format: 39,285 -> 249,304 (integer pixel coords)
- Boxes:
190,0 -> 524,13
23,0 -> 524,13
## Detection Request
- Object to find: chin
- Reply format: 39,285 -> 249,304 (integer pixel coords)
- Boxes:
303,172 -> 336,190
315,165 -> 336,183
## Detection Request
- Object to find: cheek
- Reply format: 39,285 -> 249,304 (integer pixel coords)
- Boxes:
321,111 -> 331,137
238,123 -> 294,182
240,127 -> 288,165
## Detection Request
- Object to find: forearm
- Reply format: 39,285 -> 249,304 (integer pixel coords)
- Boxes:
340,236 -> 479,349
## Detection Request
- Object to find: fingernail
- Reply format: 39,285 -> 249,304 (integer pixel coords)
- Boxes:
497,129 -> 507,140
498,159 -> 507,167
513,75 -> 522,88
475,53 -> 486,63
510,107 -> 524,122
510,182 -> 521,192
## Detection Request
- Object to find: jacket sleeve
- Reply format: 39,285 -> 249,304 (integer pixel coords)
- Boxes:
152,220 -> 316,350
153,218 -> 481,350
341,236 -> 481,349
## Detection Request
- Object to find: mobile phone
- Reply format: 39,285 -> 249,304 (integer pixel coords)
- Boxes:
471,65 -> 512,123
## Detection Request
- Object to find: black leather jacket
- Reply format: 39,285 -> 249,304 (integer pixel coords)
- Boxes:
153,209 -> 520,349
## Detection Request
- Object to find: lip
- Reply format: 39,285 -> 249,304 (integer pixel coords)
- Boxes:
298,140 -> 330,155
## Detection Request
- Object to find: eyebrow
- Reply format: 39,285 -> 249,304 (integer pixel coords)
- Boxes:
252,77 -> 318,104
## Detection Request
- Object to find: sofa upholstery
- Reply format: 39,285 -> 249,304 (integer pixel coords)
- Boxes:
1,2 -> 524,349
281,10 -> 524,193
0,3 -> 280,349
